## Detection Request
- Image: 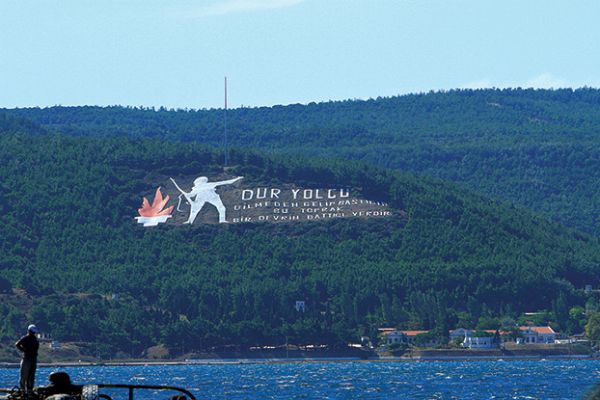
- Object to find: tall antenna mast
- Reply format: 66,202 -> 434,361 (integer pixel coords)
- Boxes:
224,76 -> 229,167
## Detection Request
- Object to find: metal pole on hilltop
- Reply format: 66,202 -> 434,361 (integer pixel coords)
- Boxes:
224,76 -> 229,167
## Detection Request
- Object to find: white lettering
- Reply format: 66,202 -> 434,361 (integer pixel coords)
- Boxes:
242,189 -> 254,201
256,188 -> 268,200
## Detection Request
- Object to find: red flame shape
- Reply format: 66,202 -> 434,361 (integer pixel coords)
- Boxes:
138,187 -> 174,217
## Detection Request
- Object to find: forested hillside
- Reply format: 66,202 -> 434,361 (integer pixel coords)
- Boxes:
1,114 -> 600,357
6,88 -> 599,235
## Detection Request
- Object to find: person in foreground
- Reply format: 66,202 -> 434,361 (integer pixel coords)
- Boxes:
15,324 -> 39,393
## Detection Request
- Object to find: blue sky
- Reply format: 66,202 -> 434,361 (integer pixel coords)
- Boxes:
1,0 -> 599,109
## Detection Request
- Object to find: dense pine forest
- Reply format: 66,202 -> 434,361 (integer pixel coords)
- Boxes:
1,112 -> 600,357
4,88 -> 600,236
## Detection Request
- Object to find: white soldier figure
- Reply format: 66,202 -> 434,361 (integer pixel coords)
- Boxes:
170,176 -> 243,224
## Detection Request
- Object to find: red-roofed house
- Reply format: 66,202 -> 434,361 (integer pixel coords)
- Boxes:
519,326 -> 556,344
381,329 -> 431,346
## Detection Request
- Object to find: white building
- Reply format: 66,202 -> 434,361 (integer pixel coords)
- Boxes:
449,328 -> 472,342
519,326 -> 556,344
36,332 -> 52,342
382,330 -> 431,346
294,301 -> 306,313
463,336 -> 495,349
386,331 -> 405,345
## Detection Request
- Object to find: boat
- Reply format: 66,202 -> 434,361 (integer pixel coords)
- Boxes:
0,371 -> 196,400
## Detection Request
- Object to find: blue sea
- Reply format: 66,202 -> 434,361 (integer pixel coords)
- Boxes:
1,360 -> 599,399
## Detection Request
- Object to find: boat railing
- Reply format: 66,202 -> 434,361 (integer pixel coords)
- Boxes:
94,383 -> 196,399
0,383 -> 196,400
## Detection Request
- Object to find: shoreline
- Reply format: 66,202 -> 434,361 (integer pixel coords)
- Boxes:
0,354 -> 595,369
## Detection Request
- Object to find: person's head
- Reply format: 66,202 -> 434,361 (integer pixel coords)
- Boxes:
27,324 -> 38,335
193,176 -> 208,187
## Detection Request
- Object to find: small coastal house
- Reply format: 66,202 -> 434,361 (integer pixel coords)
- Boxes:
519,326 -> 556,344
385,331 -> 405,345
568,333 -> 590,345
380,329 -> 431,346
294,300 -> 306,313
585,284 -> 593,294
36,332 -> 52,342
463,335 -> 495,349
449,328 -> 472,342
378,328 -> 398,345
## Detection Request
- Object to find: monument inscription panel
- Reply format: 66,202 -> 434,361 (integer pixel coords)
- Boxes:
135,174 -> 393,227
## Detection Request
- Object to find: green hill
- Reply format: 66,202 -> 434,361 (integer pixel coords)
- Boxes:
5,88 -> 599,236
0,114 -> 599,357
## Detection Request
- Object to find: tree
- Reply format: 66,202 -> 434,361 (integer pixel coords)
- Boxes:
0,277 -> 12,294
476,316 -> 500,330
412,332 -> 438,348
585,312 -> 600,344
567,306 -> 586,335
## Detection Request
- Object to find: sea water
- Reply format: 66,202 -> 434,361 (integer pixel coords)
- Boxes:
1,360 -> 599,399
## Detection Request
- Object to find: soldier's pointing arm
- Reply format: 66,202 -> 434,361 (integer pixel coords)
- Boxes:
215,177 -> 243,186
